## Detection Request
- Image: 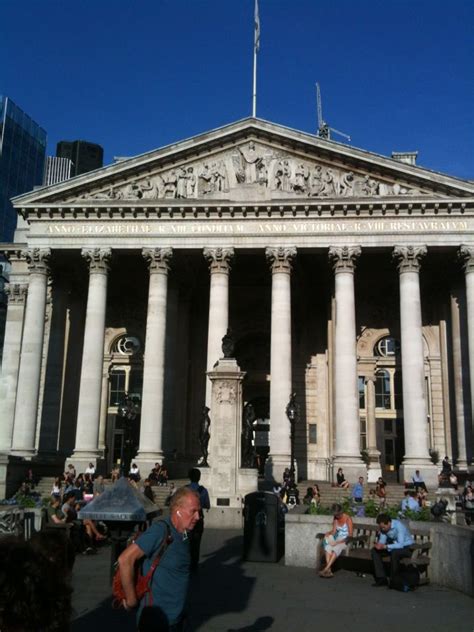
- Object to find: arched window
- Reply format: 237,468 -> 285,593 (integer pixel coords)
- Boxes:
375,370 -> 391,409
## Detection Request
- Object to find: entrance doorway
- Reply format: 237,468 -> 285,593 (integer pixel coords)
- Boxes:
377,418 -> 405,476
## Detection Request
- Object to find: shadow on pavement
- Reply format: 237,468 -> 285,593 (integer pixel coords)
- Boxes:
187,533 -> 266,631
72,597 -> 136,632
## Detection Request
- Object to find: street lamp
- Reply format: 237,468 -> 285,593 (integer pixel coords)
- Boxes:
286,392 -> 299,480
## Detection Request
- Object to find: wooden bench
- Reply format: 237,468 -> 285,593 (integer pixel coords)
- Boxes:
317,522 -> 432,584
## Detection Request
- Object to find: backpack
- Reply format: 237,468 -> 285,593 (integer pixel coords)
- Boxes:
390,565 -> 420,592
112,520 -> 172,609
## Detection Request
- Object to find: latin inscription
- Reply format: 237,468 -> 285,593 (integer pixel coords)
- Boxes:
44,219 -> 470,237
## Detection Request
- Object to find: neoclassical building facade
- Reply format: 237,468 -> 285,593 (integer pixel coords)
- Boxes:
1,118 -> 473,495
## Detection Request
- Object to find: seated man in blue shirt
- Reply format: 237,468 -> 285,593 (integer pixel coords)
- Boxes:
351,477 -> 364,503
400,490 -> 421,514
371,512 -> 414,587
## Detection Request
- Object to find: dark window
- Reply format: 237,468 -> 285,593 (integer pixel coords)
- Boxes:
358,376 -> 365,409
109,370 -> 126,406
375,370 -> 391,409
309,424 -> 317,444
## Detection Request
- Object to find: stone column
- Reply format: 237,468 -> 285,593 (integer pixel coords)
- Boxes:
459,245 -> 474,463
265,246 -> 296,481
365,374 -> 382,482
393,246 -> 437,485
98,361 -> 111,453
450,289 -> 468,469
136,248 -> 173,470
329,246 -> 365,480
71,248 -> 111,469
11,249 -> 51,456
203,247 -> 234,407
0,282 -> 28,452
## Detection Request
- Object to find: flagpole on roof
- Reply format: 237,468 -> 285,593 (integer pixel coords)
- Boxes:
252,0 -> 260,118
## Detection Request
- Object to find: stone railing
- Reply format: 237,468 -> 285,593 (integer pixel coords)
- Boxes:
284,510 -> 474,597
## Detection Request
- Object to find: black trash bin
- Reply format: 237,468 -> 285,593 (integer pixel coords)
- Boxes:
243,491 -> 284,562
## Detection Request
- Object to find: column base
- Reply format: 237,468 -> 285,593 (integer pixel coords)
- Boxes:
332,456 -> 366,485
366,448 -> 382,483
67,452 -> 101,476
9,449 -> 37,459
455,459 -> 469,471
264,454 -> 291,483
399,460 -> 439,488
134,453 -> 165,479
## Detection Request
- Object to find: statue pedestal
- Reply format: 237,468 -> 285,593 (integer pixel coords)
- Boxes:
202,358 -> 258,508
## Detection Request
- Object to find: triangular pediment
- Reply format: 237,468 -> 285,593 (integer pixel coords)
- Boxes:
13,118 -> 474,208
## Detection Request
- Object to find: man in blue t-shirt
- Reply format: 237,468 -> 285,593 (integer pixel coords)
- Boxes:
118,487 -> 201,631
186,468 -> 211,571
371,512 -> 414,587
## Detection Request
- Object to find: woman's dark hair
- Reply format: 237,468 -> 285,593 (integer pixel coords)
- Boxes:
0,537 -> 72,631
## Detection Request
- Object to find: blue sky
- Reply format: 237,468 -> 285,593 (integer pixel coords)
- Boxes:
2,0 -> 473,179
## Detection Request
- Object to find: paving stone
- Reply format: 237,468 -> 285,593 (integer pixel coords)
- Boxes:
71,528 -> 473,631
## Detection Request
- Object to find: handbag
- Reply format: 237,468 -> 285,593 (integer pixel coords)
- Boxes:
112,521 -> 172,609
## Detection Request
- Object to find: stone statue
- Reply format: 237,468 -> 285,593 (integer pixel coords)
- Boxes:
242,402 -> 256,468
186,167 -> 197,197
199,164 -> 213,194
176,167 -> 188,198
293,163 -> 309,193
221,328 -> 235,358
199,406 -> 211,466
163,171 -> 177,198
237,142 -> 262,183
140,177 -> 157,200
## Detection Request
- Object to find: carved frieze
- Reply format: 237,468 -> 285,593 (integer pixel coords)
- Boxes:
72,141 -> 426,203
216,382 -> 237,405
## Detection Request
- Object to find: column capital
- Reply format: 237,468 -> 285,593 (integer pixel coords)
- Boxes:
392,245 -> 427,272
82,248 -> 112,274
328,245 -> 361,272
458,245 -> 474,273
203,247 -> 234,273
364,374 -> 376,384
23,248 -> 51,275
5,283 -> 28,305
266,246 -> 297,273
142,247 -> 173,273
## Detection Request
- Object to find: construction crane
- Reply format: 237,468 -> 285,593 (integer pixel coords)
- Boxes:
316,83 -> 351,142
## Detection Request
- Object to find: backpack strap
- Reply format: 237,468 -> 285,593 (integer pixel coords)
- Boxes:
144,520 -> 173,579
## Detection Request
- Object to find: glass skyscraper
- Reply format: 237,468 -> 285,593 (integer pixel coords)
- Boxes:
0,96 -> 47,242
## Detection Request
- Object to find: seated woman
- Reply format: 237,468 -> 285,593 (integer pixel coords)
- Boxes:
158,465 -> 168,486
375,477 -> 387,506
129,463 -> 140,482
336,468 -> 350,489
110,465 -> 120,483
51,477 -> 62,498
303,487 -> 315,505
312,483 -> 321,505
319,503 -> 353,578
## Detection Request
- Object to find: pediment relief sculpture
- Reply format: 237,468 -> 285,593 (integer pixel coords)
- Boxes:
72,141 -> 428,203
